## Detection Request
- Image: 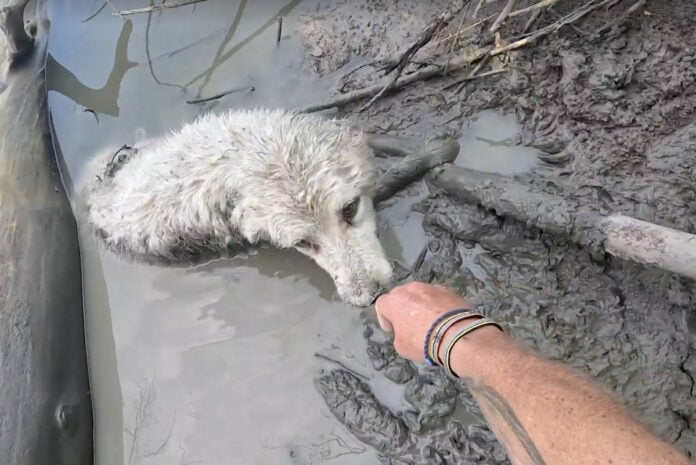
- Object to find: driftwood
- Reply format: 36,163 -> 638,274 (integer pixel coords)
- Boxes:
428,164 -> 696,281
0,1 -> 92,465
370,135 -> 460,203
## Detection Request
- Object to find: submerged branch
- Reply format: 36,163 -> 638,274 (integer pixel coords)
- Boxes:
117,0 -> 208,16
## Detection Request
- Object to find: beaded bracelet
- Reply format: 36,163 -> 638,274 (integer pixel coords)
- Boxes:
429,311 -> 482,365
443,317 -> 503,378
423,309 -> 470,366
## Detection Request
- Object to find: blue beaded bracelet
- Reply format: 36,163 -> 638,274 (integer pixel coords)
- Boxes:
423,308 -> 471,366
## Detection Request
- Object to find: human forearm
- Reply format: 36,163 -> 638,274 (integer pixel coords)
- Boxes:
448,328 -> 690,465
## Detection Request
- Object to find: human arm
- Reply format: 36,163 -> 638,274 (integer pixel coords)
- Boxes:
374,282 -> 691,465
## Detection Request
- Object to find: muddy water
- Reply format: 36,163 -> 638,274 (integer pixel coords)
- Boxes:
46,2 -> 531,464
455,111 -> 540,175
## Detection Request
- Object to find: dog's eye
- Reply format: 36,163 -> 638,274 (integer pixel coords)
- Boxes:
342,197 -> 360,224
295,239 -> 317,251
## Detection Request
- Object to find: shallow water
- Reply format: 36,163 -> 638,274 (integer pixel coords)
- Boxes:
455,110 -> 540,175
46,2 -> 532,464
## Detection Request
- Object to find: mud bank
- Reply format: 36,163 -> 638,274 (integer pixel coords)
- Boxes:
299,0 -> 696,462
0,2 -> 92,465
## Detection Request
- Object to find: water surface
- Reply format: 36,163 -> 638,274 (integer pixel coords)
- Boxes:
47,3 -> 524,463
47,2 -> 420,464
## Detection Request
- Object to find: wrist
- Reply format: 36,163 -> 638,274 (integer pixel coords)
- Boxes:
438,321 -> 509,380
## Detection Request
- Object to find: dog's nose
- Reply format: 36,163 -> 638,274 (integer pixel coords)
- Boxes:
369,284 -> 390,305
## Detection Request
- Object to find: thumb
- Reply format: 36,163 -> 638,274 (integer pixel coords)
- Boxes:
374,295 -> 393,332
376,311 -> 393,333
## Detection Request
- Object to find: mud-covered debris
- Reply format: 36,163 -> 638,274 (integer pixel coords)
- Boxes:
315,369 -> 409,453
403,372 -> 458,432
375,137 -> 460,203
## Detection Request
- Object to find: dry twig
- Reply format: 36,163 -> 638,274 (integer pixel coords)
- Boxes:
522,8 -> 542,33
594,0 -> 646,35
490,0 -> 613,56
448,67 -> 507,93
489,0 -> 518,33
508,0 -> 560,18
472,0 -> 486,18
117,0 -> 208,16
302,0 -> 618,113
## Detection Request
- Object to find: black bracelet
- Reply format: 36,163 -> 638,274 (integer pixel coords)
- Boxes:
423,308 -> 471,366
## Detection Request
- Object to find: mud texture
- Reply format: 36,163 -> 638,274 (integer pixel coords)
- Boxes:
0,2 -> 92,465
299,0 -> 696,463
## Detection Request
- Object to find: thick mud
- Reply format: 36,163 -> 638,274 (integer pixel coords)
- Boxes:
300,0 -> 696,462
46,0 -> 696,464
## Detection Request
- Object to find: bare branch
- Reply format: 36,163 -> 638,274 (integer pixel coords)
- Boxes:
299,48 -> 488,113
489,0 -> 517,33
360,3 -> 464,111
508,0 -> 560,18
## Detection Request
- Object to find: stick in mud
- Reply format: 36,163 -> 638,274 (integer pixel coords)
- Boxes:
428,164 -> 696,280
359,2 -> 463,111
276,16 -> 283,44
301,0 -> 644,113
298,49 -> 488,113
371,137 -> 460,204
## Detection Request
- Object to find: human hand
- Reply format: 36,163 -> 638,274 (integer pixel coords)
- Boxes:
374,282 -> 473,362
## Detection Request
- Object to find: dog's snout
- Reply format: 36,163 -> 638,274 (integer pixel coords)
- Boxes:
370,291 -> 383,305
367,282 -> 390,305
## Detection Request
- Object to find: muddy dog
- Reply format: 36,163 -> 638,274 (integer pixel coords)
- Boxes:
85,108 -> 393,306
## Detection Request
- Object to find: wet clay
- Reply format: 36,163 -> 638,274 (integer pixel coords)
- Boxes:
298,0 -> 696,462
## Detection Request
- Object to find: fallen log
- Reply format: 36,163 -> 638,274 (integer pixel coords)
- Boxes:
428,164 -> 696,280
371,136 -> 460,203
0,2 -> 93,465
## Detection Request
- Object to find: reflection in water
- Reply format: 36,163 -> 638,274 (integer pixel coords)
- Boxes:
183,0 -> 304,97
192,0 -> 248,96
46,19 -> 136,116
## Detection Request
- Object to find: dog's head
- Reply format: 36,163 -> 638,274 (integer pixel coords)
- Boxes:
233,114 -> 393,306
